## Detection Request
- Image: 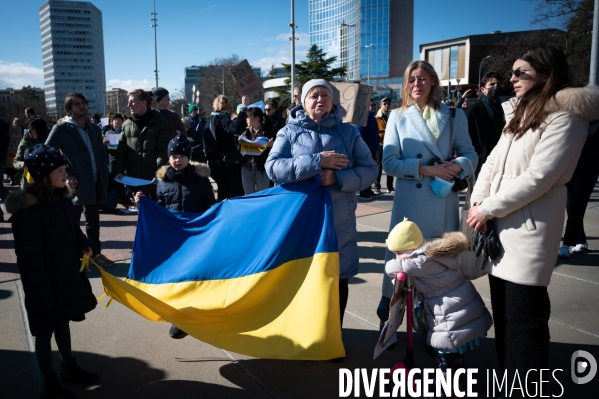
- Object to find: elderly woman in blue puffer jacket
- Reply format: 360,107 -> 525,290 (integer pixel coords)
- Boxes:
265,79 -> 378,328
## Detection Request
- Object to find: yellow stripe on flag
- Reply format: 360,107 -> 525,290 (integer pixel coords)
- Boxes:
98,252 -> 344,360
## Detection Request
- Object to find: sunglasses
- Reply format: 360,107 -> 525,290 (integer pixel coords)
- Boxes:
510,69 -> 533,78
265,108 -> 273,111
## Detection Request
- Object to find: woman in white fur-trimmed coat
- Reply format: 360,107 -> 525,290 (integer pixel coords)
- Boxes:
467,43 -> 599,384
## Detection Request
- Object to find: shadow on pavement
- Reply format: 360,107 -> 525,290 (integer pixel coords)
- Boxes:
1,349 -> 263,399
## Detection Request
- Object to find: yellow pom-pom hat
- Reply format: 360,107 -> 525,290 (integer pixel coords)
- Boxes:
386,217 -> 424,252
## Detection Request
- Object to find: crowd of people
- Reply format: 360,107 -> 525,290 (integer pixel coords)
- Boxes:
1,42 -> 599,398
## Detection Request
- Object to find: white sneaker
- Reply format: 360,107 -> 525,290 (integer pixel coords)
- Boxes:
571,242 -> 588,253
558,245 -> 571,259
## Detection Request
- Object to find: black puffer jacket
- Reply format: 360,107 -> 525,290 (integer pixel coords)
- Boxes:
6,190 -> 97,336
155,162 -> 216,213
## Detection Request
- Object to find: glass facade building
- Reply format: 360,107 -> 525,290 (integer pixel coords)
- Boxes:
308,0 -> 413,101
360,0 -> 390,80
39,0 -> 106,117
308,0 -> 361,81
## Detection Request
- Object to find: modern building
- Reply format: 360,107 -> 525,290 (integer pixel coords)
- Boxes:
308,0 -> 361,82
419,29 -> 563,98
39,0 -> 106,118
308,0 -> 413,103
106,87 -> 127,115
0,87 -> 45,107
262,67 -> 290,102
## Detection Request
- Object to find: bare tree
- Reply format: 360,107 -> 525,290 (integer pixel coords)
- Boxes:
0,85 -> 48,124
527,0 -> 593,85
191,54 -> 265,117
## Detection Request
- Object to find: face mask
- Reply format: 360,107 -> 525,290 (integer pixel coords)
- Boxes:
430,176 -> 454,197
485,85 -> 498,100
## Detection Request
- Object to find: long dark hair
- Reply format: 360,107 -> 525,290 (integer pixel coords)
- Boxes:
28,118 -> 49,143
25,176 -> 69,204
505,43 -> 571,140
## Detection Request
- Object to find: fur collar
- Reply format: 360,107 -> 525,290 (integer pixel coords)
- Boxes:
549,85 -> 599,121
504,85 -> 599,124
4,190 -> 38,214
155,162 -> 210,181
5,187 -> 74,215
423,232 -> 468,258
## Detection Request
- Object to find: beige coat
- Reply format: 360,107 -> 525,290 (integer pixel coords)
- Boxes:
472,86 -> 599,286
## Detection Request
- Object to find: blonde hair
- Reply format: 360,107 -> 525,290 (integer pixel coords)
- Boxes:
181,118 -> 191,130
212,95 -> 229,111
401,60 -> 443,111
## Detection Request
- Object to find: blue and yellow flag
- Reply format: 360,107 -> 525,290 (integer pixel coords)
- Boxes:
98,179 -> 345,360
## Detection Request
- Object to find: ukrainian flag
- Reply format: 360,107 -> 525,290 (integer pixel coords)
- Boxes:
98,178 -> 345,360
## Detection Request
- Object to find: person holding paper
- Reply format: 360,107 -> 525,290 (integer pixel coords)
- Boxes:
114,89 -> 170,200
266,79 -> 378,333
239,107 -> 274,195
203,94 -> 249,201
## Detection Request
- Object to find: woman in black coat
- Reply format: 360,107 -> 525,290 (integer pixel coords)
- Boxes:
203,94 -> 249,200
6,144 -> 99,399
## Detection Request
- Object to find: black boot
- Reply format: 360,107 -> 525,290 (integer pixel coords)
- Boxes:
42,372 -> 76,399
169,324 -> 188,339
61,357 -> 98,385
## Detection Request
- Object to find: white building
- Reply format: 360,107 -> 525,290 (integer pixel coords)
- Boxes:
39,0 -> 106,117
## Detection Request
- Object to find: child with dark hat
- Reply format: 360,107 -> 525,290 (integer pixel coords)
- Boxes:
135,133 -> 215,213
135,134 -> 216,339
5,144 -> 99,399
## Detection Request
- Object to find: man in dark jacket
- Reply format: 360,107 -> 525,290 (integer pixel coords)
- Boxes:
465,71 -> 505,177
186,104 -> 206,163
356,101 -> 381,201
45,93 -> 113,266
374,97 -> 394,194
264,101 -> 285,133
152,87 -> 185,139
114,89 -> 170,199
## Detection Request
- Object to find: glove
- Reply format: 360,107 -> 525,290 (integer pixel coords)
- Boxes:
474,230 -> 485,257
485,227 -> 503,260
474,221 -> 503,260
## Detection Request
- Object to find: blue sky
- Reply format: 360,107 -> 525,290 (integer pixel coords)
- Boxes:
0,0 -> 543,96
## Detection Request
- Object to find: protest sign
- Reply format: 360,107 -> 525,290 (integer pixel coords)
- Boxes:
230,59 -> 263,98
330,82 -> 373,127
240,136 -> 270,156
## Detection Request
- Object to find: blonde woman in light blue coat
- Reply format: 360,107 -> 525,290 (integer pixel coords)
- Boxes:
376,60 -> 478,326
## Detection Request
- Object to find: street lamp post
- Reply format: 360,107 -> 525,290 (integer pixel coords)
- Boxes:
151,0 -> 159,87
478,55 -> 491,92
365,44 -> 373,86
341,22 -> 356,82
289,0 -> 298,97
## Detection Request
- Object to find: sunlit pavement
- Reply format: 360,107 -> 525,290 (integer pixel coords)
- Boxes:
1,177 -> 598,398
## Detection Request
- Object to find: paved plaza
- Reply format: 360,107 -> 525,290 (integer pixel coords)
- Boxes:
1,179 -> 598,398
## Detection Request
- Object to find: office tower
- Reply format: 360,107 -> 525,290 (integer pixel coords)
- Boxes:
309,0 -> 413,99
308,0 -> 361,81
39,0 -> 106,117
